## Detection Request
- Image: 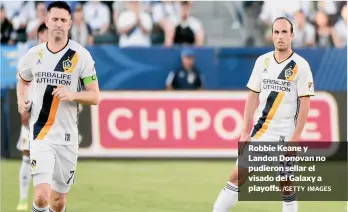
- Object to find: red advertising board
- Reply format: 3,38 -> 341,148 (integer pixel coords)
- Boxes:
79,92 -> 339,158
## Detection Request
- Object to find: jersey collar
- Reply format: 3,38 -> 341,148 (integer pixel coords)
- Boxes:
273,51 -> 294,64
46,39 -> 70,54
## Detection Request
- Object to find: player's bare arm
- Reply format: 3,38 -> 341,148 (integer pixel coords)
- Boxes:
290,96 -> 310,141
16,75 -> 32,116
52,80 -> 100,105
239,91 -> 259,154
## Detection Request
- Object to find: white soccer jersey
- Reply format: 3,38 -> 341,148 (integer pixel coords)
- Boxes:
18,40 -> 96,145
247,51 -> 314,140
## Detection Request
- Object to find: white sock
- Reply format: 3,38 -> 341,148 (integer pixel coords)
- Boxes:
282,192 -> 298,212
32,202 -> 49,212
213,181 -> 239,212
19,155 -> 31,201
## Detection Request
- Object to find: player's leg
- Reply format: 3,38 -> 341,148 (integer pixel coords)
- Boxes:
280,180 -> 298,212
50,191 -> 67,212
278,160 -> 298,212
16,123 -> 31,211
213,165 -> 249,212
49,144 -> 78,212
17,150 -> 31,211
30,148 -> 55,212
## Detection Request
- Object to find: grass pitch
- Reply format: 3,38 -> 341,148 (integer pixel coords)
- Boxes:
1,160 -> 345,212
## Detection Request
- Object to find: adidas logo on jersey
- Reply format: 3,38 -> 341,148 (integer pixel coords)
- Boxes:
263,68 -> 268,73
36,59 -> 42,65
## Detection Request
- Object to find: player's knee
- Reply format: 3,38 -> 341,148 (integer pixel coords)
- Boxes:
51,194 -> 66,211
34,190 -> 50,207
34,183 -> 51,207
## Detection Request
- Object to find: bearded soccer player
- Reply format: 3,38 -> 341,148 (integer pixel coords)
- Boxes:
16,23 -> 48,211
212,17 -> 314,212
16,2 -> 100,212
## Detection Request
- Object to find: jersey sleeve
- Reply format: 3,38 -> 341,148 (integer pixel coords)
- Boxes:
80,48 -> 97,85
17,51 -> 33,82
297,61 -> 315,97
246,57 -> 262,93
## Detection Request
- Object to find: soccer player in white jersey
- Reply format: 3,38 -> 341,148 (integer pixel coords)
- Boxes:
16,23 -> 48,211
16,2 -> 100,212
212,17 -> 314,212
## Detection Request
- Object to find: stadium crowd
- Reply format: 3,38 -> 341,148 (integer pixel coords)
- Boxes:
0,1 -> 347,48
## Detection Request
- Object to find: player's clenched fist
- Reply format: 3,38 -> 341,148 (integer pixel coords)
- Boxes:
18,101 -> 31,116
52,87 -> 73,101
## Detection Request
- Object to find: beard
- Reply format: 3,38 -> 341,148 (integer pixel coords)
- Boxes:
52,30 -> 64,42
275,44 -> 288,52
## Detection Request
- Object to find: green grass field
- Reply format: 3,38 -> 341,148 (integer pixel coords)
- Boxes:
1,160 -> 346,212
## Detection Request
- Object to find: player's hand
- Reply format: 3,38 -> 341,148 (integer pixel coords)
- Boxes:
238,133 -> 251,156
52,87 -> 73,101
18,100 -> 31,115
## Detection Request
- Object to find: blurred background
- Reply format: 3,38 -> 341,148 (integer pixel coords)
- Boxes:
0,1 -> 347,211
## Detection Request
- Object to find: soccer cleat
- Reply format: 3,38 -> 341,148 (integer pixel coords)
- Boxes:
16,200 -> 28,211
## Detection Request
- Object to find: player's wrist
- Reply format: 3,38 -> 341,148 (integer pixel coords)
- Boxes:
70,92 -> 77,102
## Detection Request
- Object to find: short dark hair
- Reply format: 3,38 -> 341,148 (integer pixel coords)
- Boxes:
181,1 -> 191,5
272,17 -> 293,33
37,23 -> 48,34
47,1 -> 71,15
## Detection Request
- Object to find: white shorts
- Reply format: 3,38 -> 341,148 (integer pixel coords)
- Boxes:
30,142 -> 79,193
236,133 -> 295,178
17,125 -> 30,151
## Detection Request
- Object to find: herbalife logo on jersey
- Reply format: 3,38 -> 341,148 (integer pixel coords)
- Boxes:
35,72 -> 72,86
262,79 -> 291,92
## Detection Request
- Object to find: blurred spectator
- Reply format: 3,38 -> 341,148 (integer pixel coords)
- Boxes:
45,1 -> 79,13
37,23 -> 48,43
83,1 -> 110,35
259,1 -> 301,24
152,1 -> 180,46
70,5 -> 94,47
331,4 -> 347,48
259,1 -> 301,44
112,1 -> 126,28
117,1 -> 153,47
314,10 -> 334,47
26,2 -> 46,44
14,1 -> 36,31
172,1 -> 204,46
292,10 -> 315,48
316,1 -> 338,25
166,48 -> 203,90
0,1 -> 36,42
0,1 -> 24,22
0,6 -> 15,44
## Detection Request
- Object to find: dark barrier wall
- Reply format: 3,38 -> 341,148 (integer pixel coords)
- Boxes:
1,46 -> 347,91
1,91 -> 8,157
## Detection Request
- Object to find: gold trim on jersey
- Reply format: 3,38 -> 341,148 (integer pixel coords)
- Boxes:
253,92 -> 285,139
36,96 -> 60,140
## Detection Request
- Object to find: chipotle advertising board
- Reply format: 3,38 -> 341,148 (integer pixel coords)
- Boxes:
78,91 -> 340,158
